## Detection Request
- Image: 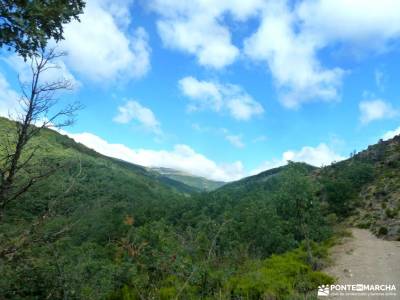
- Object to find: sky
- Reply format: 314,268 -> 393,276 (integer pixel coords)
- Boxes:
1,0 -> 400,182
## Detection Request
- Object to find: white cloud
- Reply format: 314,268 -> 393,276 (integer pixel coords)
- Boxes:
382,126 -> 400,140
97,0 -> 135,29
178,76 -> 223,111
282,143 -> 345,166
113,101 -> 162,135
252,143 -> 345,175
226,95 -> 264,121
148,0 -> 265,69
0,72 -> 20,118
225,134 -> 245,149
359,99 -> 397,124
156,16 -> 238,69
244,1 -> 343,108
297,0 -> 400,47
60,0 -> 150,81
244,0 -> 400,108
179,76 -> 264,120
67,131 -> 244,181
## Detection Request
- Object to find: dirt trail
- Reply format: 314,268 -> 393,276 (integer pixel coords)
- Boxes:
324,228 -> 400,299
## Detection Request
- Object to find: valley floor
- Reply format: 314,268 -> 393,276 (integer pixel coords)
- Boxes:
324,228 -> 400,299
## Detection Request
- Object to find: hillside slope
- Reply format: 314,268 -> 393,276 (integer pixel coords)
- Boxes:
0,117 -> 333,299
150,167 -> 225,192
1,114 -> 399,299
350,137 -> 400,240
315,135 -> 400,240
0,118 -> 207,299
0,117 -> 199,196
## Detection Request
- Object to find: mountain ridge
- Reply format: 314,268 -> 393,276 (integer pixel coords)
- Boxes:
1,115 -> 400,299
149,166 -> 225,192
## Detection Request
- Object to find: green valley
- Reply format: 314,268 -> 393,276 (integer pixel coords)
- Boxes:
1,116 -> 399,299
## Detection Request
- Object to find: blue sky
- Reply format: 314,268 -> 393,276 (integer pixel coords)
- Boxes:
1,0 -> 400,181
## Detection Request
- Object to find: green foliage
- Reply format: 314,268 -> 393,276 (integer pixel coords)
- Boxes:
228,245 -> 334,299
0,118 -> 335,299
0,0 -> 85,58
150,167 -> 225,192
385,208 -> 397,218
320,161 -> 375,217
378,226 -> 388,235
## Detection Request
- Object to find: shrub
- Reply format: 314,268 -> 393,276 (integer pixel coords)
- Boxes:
385,208 -> 397,218
357,222 -> 371,229
326,213 -> 338,225
378,227 -> 388,235
227,247 -> 334,299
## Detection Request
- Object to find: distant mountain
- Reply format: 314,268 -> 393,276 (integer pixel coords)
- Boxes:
108,159 -> 200,194
2,114 -> 400,299
212,162 -> 316,199
0,116 -> 332,299
0,117 -> 198,197
149,167 -> 225,192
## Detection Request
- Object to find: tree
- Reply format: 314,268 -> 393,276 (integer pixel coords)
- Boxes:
0,0 -> 85,58
276,163 -> 318,265
0,48 -> 81,216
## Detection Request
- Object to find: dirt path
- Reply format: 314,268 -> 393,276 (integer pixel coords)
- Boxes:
324,228 -> 400,299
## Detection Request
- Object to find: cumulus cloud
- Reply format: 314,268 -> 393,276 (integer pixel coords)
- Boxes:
179,76 -> 264,120
60,0 -> 150,81
382,126 -> 400,140
252,143 -> 345,175
244,0 -> 400,108
0,72 -> 20,118
149,0 -> 400,107
179,76 -> 223,111
148,0 -> 265,69
113,101 -> 162,135
359,99 -> 397,124
244,1 -> 343,108
297,0 -> 400,47
97,0 -> 135,29
67,131 -> 244,181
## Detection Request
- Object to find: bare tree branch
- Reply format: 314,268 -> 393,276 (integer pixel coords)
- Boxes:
0,47 -> 81,217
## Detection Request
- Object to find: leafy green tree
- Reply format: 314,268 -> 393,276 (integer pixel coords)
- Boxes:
320,161 -> 374,217
0,0 -> 85,58
275,163 -> 324,265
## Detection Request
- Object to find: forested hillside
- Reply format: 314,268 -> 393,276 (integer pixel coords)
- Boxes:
1,116 -> 399,299
150,167 -> 225,192
334,137 -> 400,240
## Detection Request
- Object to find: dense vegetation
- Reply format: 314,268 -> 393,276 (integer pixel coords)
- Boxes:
150,167 -> 225,192
344,138 -> 400,239
1,1 -> 398,298
1,116 -> 398,299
